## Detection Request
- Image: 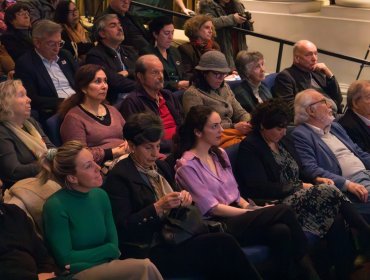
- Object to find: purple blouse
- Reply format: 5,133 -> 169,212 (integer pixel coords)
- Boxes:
175,149 -> 241,215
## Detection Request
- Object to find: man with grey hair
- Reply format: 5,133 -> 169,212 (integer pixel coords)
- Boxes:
15,19 -> 77,119
273,40 -> 342,113
86,14 -> 136,104
291,89 -> 370,215
339,80 -> 370,153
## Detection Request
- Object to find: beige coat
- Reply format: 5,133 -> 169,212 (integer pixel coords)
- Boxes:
183,83 -> 250,129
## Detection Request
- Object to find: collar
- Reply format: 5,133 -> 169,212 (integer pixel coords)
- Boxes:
35,49 -> 59,64
306,123 -> 331,136
354,110 -> 370,126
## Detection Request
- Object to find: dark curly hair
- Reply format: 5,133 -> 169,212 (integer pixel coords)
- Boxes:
251,98 -> 292,131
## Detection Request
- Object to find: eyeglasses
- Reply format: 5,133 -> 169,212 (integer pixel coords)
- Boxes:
210,71 -> 227,79
308,98 -> 327,108
68,9 -> 79,15
45,40 -> 65,48
16,11 -> 30,17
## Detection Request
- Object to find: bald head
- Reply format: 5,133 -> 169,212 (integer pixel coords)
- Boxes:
293,40 -> 318,72
135,55 -> 164,94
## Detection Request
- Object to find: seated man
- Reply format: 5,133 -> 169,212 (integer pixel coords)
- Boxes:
15,19 -> 77,119
120,55 -> 183,153
292,89 -> 370,215
86,14 -> 136,104
338,80 -> 370,153
0,199 -> 62,280
273,40 -> 342,113
98,0 -> 151,49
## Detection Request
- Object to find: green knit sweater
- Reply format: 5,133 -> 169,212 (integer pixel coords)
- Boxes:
43,188 -> 120,273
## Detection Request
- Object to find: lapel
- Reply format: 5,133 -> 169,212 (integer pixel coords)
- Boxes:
197,85 -> 230,105
31,50 -> 56,95
57,52 -> 74,87
350,110 -> 370,137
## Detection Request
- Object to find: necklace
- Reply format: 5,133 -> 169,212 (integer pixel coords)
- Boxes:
80,103 -> 106,121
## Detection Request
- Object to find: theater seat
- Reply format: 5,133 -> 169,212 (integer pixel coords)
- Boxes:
262,73 -> 278,91
45,114 -> 63,147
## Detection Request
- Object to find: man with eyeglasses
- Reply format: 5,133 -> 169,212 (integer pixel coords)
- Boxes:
339,80 -> 370,153
292,89 -> 370,215
119,55 -> 183,153
86,14 -> 136,104
15,19 -> 77,120
273,40 -> 342,114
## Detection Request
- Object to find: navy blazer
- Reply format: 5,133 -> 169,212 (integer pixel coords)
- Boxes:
338,109 -> 370,153
291,122 -> 370,190
15,49 -> 77,114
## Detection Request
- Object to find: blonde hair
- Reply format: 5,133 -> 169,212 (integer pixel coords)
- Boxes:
0,79 -> 24,121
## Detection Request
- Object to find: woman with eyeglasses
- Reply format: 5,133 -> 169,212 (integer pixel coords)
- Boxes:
2,3 -> 33,61
54,0 -> 93,63
183,50 -> 251,148
236,98 -> 370,279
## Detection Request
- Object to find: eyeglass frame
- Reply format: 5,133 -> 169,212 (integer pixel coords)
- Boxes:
44,39 -> 65,48
68,9 -> 79,15
307,98 -> 327,108
209,71 -> 228,79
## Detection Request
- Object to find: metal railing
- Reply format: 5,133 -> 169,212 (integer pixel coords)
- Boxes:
131,1 -> 370,77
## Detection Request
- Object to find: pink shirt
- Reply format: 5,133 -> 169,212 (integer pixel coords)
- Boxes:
175,149 -> 241,216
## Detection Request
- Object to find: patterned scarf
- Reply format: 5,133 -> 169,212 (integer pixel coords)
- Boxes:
190,38 -> 216,54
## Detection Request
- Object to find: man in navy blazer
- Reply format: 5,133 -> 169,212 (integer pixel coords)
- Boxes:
339,80 -> 370,153
292,89 -> 370,214
15,19 -> 77,119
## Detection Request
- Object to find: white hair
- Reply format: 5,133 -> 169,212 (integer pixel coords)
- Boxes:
293,89 -> 316,125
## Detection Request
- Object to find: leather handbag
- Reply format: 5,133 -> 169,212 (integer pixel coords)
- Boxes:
161,205 -> 209,245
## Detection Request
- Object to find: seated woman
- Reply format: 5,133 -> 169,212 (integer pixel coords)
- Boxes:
103,113 -> 262,279
0,80 -> 55,190
42,141 -> 163,279
178,14 -> 220,81
183,50 -> 251,148
54,0 -> 94,63
59,64 -> 129,167
234,51 -> 272,113
198,0 -> 248,68
140,16 -> 189,92
236,99 -> 370,278
174,105 -> 320,279
2,3 -> 33,62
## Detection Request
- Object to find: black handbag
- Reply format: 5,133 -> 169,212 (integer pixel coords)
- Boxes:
161,205 -> 209,245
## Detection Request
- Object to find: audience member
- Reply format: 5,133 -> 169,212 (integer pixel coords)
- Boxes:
120,55 -> 182,153
59,64 -> 129,166
0,80 -> 55,190
339,80 -> 370,153
178,14 -> 220,80
103,113 -> 262,279
15,19 -> 77,119
234,50 -> 272,113
42,141 -> 164,279
141,16 -> 188,92
86,14 -> 137,104
54,0 -> 94,62
292,89 -> 370,215
273,40 -> 342,112
2,3 -> 33,61
183,51 -> 251,148
17,0 -> 60,23
198,0 -> 247,68
0,201 -> 63,280
0,0 -> 14,34
98,0 -> 151,49
236,99 -> 370,278
174,105 -> 319,280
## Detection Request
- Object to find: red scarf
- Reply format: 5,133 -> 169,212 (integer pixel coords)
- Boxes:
190,38 -> 216,54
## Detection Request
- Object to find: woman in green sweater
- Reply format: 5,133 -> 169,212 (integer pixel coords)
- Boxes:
42,141 -> 163,280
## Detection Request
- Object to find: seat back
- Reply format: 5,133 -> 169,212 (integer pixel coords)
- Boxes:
262,73 -> 278,91
45,114 -> 63,147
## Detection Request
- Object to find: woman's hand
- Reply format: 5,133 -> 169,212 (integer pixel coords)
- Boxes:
303,183 -> 313,189
154,192 -> 182,216
112,141 -> 129,158
234,121 -> 252,135
179,190 -> 192,207
314,177 -> 334,185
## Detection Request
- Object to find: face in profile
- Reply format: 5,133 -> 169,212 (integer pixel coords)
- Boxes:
138,57 -> 164,92
294,42 -> 318,72
195,111 -> 223,146
67,2 -> 79,27
67,148 -> 102,192
11,9 -> 31,29
307,92 -> 334,127
247,58 -> 265,84
197,20 -> 213,41
11,85 -> 31,121
110,0 -> 131,14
